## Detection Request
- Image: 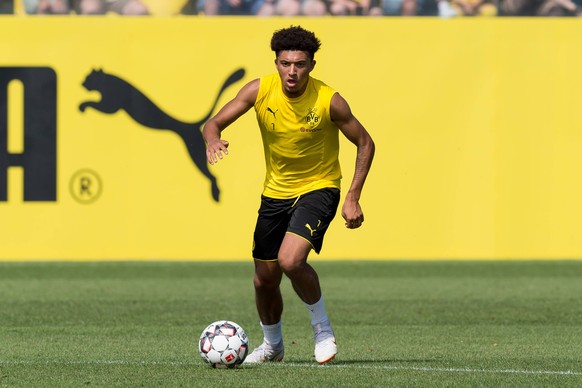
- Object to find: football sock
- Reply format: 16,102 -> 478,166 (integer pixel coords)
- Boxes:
260,320 -> 283,346
305,296 -> 330,326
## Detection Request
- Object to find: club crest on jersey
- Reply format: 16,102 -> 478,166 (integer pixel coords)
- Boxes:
305,107 -> 320,129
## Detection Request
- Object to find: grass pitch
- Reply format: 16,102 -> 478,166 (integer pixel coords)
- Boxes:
1,260 -> 581,387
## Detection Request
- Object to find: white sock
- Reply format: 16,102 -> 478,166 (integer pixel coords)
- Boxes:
305,296 -> 330,326
260,320 -> 283,346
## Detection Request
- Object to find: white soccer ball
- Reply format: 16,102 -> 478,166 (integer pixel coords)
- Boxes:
198,320 -> 249,368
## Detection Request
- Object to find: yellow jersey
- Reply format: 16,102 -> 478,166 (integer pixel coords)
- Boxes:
254,74 -> 342,199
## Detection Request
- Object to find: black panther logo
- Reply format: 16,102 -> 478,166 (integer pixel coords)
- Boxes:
267,107 -> 278,118
79,68 -> 245,202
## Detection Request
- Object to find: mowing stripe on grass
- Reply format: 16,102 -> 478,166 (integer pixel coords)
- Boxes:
1,360 -> 580,376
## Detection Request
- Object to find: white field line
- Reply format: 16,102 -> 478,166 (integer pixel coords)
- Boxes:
0,360 -> 580,376
278,363 -> 582,376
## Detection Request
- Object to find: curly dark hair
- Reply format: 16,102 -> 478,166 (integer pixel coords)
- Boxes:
270,26 -> 321,61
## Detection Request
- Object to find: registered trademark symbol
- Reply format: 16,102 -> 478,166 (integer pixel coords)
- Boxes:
70,169 -> 102,204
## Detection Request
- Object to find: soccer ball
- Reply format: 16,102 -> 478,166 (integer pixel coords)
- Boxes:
198,320 -> 249,368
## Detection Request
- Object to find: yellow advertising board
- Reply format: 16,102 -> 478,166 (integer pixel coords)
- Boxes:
1,17 -> 582,260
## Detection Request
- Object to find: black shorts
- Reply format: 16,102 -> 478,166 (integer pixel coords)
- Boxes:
252,188 -> 341,260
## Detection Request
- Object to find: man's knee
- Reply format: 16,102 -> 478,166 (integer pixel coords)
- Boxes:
277,234 -> 312,276
278,257 -> 304,276
253,260 -> 282,290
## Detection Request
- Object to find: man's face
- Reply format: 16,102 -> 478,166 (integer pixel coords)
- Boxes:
275,50 -> 315,98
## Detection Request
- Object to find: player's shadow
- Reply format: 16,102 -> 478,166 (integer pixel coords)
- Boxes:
284,358 -> 437,365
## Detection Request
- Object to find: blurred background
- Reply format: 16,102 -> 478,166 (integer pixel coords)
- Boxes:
1,0 -> 582,17
2,2 -> 582,261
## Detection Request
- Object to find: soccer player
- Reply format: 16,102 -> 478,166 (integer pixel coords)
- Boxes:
203,25 -> 375,364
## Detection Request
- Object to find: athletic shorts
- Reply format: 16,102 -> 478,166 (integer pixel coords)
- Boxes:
252,188 -> 340,260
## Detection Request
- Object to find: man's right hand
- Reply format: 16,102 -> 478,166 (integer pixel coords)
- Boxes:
206,139 -> 230,165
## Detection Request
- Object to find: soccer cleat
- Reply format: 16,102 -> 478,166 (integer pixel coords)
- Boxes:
243,341 -> 285,364
313,321 -> 337,364
314,337 -> 337,364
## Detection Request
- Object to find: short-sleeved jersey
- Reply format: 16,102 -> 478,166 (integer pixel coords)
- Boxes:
254,74 -> 342,199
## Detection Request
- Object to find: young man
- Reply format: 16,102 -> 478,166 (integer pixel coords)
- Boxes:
203,26 -> 375,364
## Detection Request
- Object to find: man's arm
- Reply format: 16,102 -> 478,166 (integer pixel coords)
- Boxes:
330,93 -> 375,229
203,79 -> 260,165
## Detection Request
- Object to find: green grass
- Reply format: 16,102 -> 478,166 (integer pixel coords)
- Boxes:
1,260 -> 581,387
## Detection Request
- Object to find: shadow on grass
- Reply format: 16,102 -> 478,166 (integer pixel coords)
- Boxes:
336,359 -> 436,365
265,358 -> 438,366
